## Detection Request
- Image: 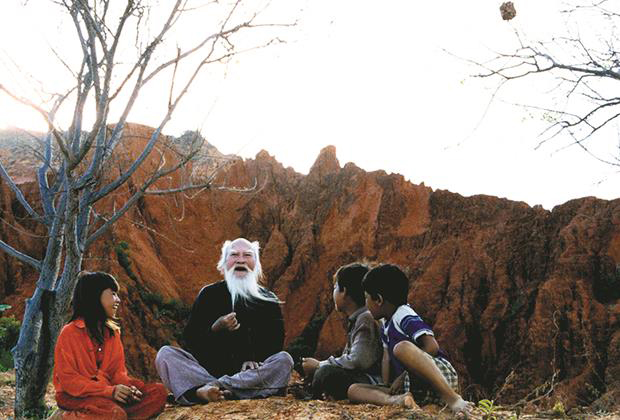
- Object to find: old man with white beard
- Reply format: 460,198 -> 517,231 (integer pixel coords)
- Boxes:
155,238 -> 293,404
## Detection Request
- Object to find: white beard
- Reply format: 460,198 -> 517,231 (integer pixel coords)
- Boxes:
224,266 -> 273,307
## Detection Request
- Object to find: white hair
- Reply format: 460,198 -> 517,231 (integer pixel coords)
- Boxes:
217,238 -> 279,306
217,238 -> 263,279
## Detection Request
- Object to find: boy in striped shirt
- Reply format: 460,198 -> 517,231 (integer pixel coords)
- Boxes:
348,264 -> 472,417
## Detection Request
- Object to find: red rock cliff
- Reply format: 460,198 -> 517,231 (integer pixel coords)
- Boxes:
0,124 -> 618,409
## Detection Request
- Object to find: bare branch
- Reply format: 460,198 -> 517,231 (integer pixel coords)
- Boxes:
0,84 -> 75,163
39,94 -> 72,220
0,163 -> 44,223
140,1 -> 295,87
168,47 -> 181,110
91,207 -> 197,253
139,0 -> 242,87
465,0 -> 620,168
145,176 -> 258,195
88,125 -> 165,205
109,0 -> 185,101
73,1 -> 137,167
0,239 -> 41,271
83,183 -> 143,250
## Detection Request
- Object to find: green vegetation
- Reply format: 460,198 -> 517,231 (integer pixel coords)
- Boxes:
138,289 -> 191,344
115,241 -> 137,281
552,401 -> 566,418
0,315 -> 20,371
22,405 -> 58,420
114,240 -> 190,346
161,298 -> 191,320
478,399 -> 498,420
115,240 -> 191,319
140,290 -> 164,307
139,290 -> 191,321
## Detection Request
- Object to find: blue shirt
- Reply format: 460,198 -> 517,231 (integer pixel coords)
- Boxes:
380,304 -> 448,380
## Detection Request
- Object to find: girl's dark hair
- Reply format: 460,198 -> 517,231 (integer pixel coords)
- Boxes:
71,271 -> 120,345
362,263 -> 408,306
334,262 -> 369,307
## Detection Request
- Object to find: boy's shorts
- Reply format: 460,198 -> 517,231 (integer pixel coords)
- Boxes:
312,364 -> 375,400
403,353 -> 459,406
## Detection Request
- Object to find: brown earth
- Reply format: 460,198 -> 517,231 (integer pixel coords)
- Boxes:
1,369 -> 619,419
0,124 -> 618,415
0,370 -> 617,419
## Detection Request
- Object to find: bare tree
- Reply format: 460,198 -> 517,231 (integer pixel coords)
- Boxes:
0,0 -> 292,416
475,0 -> 620,167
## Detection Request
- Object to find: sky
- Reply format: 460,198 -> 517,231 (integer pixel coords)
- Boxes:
0,0 -> 618,210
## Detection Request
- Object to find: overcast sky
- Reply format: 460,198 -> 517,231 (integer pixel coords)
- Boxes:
1,0 -> 618,209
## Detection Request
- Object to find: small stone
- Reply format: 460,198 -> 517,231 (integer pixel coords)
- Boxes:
500,2 -> 516,21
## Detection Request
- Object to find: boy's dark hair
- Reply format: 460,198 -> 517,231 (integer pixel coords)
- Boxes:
362,263 -> 408,306
71,271 -> 120,345
334,262 -> 369,307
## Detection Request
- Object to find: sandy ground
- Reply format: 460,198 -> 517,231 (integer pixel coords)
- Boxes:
1,370 -> 619,419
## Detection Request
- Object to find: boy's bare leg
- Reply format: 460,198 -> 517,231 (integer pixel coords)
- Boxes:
347,384 -> 418,409
389,371 -> 408,395
393,341 -> 472,416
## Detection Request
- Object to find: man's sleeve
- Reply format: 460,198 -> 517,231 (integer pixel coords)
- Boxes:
182,286 -> 222,365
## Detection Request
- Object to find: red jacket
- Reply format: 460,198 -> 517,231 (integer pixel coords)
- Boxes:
53,318 -> 143,398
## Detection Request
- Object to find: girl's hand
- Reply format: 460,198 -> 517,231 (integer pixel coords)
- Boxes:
129,385 -> 143,402
113,384 -> 133,403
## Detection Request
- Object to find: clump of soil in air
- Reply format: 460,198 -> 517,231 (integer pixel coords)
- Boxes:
500,2 -> 516,20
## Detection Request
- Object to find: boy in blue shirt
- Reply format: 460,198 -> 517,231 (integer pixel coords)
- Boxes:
348,264 -> 472,417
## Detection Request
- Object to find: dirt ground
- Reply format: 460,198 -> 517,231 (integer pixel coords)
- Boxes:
1,370 -> 619,419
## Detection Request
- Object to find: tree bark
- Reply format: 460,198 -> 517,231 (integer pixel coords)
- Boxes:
13,284 -> 58,417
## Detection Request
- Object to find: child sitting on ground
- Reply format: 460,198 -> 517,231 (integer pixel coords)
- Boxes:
348,263 -> 473,417
301,263 -> 387,401
53,271 -> 168,419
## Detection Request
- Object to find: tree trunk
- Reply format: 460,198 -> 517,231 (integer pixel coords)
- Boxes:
13,281 -> 58,417
12,213 -> 64,417
12,189 -> 82,417
13,266 -> 83,418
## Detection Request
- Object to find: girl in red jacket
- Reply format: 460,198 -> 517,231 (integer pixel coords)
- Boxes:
53,271 -> 167,419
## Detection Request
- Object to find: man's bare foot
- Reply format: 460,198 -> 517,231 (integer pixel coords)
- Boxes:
389,392 -> 420,409
196,385 -> 225,402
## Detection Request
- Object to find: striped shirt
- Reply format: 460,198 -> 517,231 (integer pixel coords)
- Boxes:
380,304 -> 449,380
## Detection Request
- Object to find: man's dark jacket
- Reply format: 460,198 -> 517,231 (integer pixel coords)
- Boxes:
182,281 -> 284,377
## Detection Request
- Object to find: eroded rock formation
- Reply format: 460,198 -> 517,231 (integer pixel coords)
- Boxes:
0,124 -> 617,408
